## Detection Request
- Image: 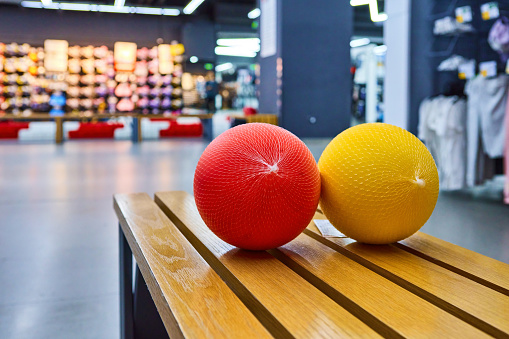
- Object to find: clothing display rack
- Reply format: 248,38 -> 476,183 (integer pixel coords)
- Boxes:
419,0 -> 509,203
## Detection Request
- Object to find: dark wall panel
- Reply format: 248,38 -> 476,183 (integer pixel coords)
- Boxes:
182,20 -> 216,61
258,54 -> 279,115
0,6 -> 182,47
257,0 -> 282,117
280,0 -> 352,138
408,0 -> 434,135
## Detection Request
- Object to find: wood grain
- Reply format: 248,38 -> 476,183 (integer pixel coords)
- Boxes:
396,232 -> 509,295
307,213 -> 509,338
271,232 -> 489,338
114,193 -> 271,339
155,191 -> 382,339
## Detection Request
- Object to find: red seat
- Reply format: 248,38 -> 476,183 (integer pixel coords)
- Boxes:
0,122 -> 30,139
243,107 -> 257,116
160,121 -> 203,137
69,122 -> 124,139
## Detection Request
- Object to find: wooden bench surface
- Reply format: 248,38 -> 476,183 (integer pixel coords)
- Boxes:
114,191 -> 509,339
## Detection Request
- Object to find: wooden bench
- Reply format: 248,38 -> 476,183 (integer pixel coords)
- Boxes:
114,191 -> 509,339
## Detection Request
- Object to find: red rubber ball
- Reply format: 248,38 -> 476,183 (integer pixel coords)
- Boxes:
194,123 -> 321,250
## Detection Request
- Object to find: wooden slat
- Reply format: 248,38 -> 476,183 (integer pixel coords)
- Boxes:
396,232 -> 509,296
113,193 -> 272,339
270,232 -> 489,338
155,191 -> 383,339
311,211 -> 509,295
307,213 -> 509,338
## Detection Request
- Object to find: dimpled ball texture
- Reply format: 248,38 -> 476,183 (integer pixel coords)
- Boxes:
318,123 -> 439,244
194,123 -> 321,250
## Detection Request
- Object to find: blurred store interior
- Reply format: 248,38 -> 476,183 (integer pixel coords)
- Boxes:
0,0 -> 509,338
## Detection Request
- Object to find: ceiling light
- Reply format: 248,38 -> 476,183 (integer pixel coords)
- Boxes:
350,38 -> 370,48
162,8 -> 179,15
114,0 -> 124,8
20,1 -> 180,15
247,8 -> 260,19
39,0 -> 58,9
189,56 -> 199,63
215,47 -> 256,58
135,7 -> 162,15
350,0 -> 369,5
373,45 -> 387,55
59,2 -> 90,11
215,63 -> 233,72
371,12 -> 387,22
216,38 -> 260,52
21,1 -> 42,8
183,0 -> 205,14
97,5 -> 130,13
216,38 -> 260,46
41,2 -> 59,9
350,0 -> 388,22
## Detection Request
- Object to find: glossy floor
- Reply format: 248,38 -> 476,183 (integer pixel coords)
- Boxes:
1,135 -> 509,338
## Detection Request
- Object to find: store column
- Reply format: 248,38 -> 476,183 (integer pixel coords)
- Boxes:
258,0 -> 353,138
384,0 -> 411,130
383,0 -> 434,134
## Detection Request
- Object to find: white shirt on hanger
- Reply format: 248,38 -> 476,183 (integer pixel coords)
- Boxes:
465,75 -> 508,187
418,95 -> 467,190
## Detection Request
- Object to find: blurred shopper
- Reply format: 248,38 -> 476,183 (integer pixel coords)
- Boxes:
205,71 -> 218,113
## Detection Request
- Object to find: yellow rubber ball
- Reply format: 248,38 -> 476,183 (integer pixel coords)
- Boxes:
318,123 -> 439,244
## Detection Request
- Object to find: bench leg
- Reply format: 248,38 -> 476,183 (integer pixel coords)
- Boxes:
119,225 -> 135,339
55,117 -> 63,144
133,265 -> 169,339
